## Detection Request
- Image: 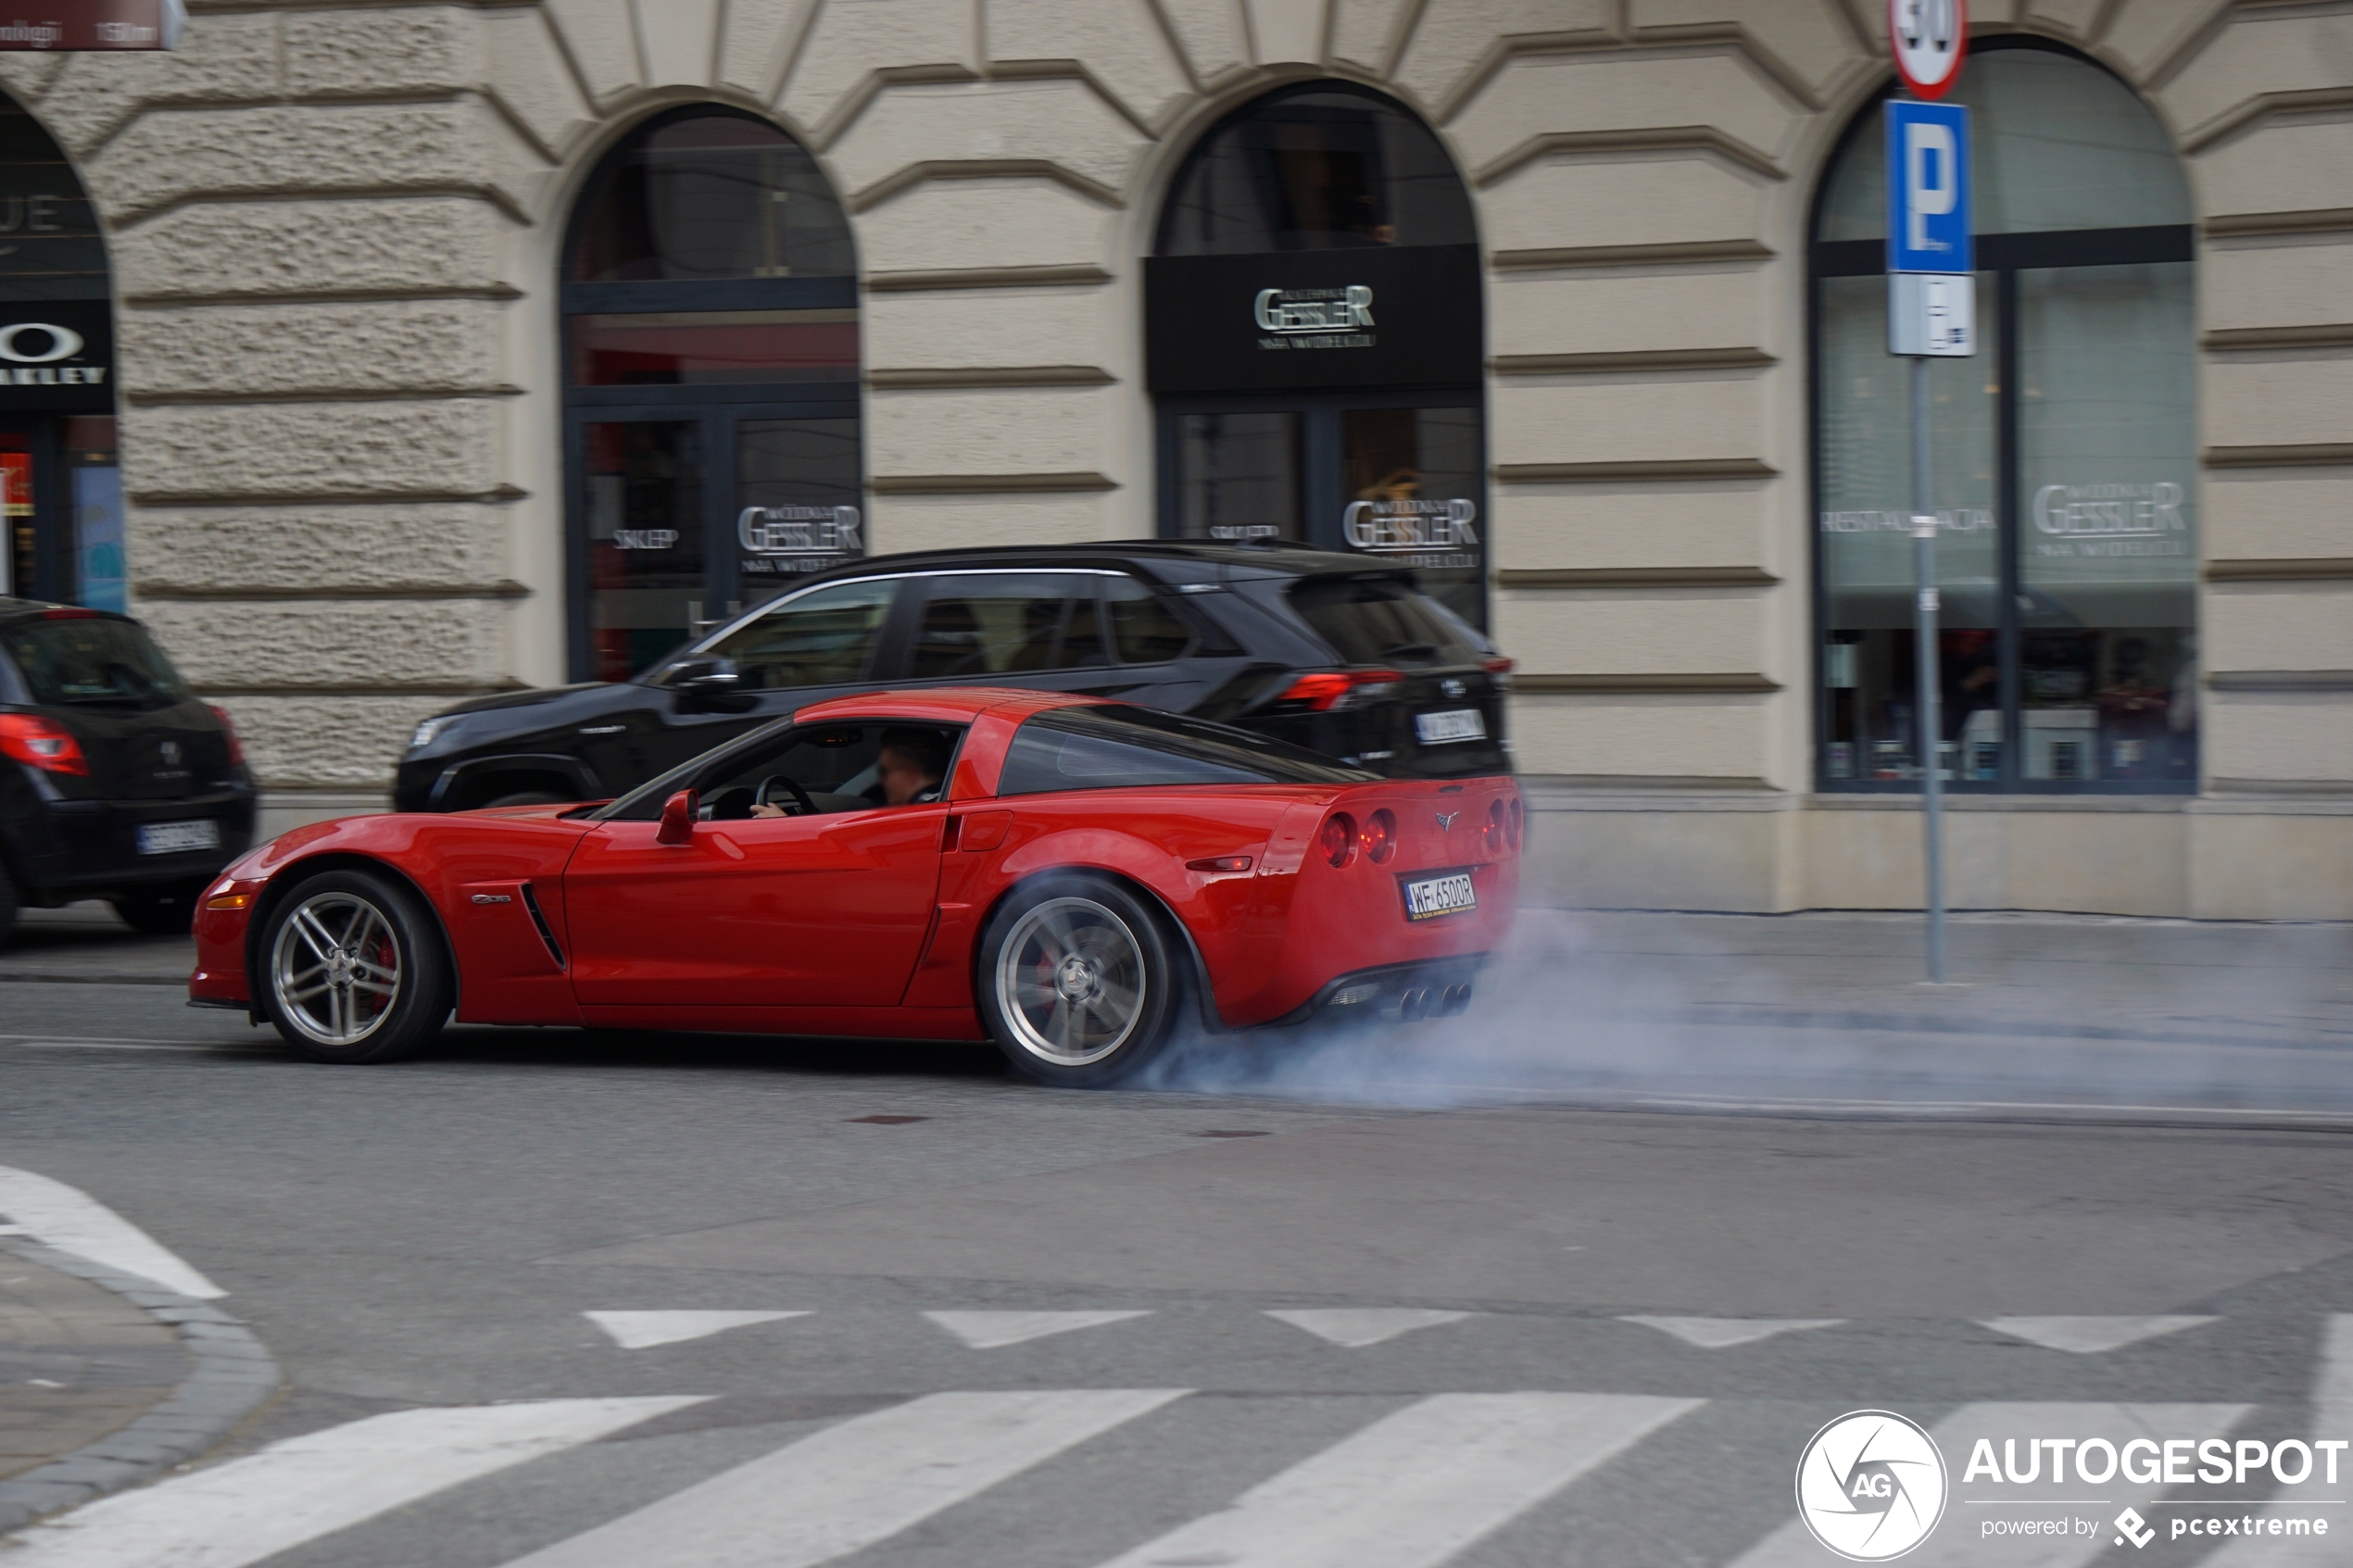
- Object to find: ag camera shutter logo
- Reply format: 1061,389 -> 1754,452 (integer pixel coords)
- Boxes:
1796,1410 -> 1949,1561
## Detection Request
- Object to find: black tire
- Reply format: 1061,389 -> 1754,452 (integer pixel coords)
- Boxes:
0,861 -> 18,949
257,868 -> 453,1064
976,873 -> 1182,1087
111,882 -> 202,935
482,790 -> 566,809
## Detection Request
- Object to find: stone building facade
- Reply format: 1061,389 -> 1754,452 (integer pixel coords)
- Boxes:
0,0 -> 2347,917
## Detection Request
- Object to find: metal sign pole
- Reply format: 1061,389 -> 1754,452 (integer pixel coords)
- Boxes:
1884,73 -> 1970,985
1910,359 -> 1946,982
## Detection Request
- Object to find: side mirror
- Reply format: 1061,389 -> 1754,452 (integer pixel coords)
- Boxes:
655,788 -> 699,846
671,657 -> 739,693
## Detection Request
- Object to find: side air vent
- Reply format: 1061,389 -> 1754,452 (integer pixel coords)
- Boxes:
519,882 -> 565,970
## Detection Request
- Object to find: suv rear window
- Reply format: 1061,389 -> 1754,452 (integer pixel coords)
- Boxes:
1288,575 -> 1485,667
997,703 -> 1376,796
2,616 -> 189,709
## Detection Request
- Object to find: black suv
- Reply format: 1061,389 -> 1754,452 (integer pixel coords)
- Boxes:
0,601 -> 257,939
396,543 -> 1511,812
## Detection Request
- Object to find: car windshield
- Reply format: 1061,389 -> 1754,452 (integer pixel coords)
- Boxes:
1287,575 -> 1486,666
997,703 -> 1378,797
2,616 -> 190,709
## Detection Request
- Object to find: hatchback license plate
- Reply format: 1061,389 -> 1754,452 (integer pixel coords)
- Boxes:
137,819 -> 220,856
1415,708 -> 1486,746
1402,871 -> 1478,921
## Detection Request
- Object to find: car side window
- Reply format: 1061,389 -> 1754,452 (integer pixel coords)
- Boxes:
1104,574 -> 1194,665
908,573 -> 1112,679
697,579 -> 899,690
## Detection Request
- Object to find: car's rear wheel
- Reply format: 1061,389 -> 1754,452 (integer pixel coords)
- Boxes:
111,881 -> 201,935
0,861 -> 18,947
978,874 -> 1180,1087
259,869 -> 452,1064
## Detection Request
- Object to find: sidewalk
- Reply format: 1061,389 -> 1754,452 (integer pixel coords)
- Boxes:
0,1252 -> 184,1484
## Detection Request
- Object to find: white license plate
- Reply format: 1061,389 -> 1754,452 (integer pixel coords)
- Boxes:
137,819 -> 220,856
1402,871 -> 1478,921
1415,708 -> 1487,746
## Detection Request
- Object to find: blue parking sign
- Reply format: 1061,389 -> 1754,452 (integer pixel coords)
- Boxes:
1885,100 -> 1971,274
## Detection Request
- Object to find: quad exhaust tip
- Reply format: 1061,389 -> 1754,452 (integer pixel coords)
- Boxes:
1396,983 -> 1473,1022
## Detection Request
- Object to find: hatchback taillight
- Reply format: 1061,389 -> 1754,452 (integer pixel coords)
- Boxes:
0,713 -> 89,775
1362,809 -> 1397,864
1508,797 -> 1523,849
207,704 -> 245,767
1482,656 -> 1514,692
1320,811 -> 1356,868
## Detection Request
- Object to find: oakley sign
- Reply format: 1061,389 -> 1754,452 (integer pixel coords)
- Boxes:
0,321 -> 82,362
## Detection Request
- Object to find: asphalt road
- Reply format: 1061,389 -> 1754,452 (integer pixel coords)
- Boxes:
5,918 -> 2353,1567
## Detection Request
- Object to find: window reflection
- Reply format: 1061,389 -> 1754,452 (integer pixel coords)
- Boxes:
1157,85 -> 1476,255
1175,411 -> 1302,544
569,110 -> 854,282
1813,45 -> 2196,792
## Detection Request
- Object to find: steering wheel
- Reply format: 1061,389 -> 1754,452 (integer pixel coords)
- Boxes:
755,773 -> 818,816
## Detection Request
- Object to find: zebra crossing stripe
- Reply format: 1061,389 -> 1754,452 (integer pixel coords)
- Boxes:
2201,1313 -> 2353,1566
499,1387 -> 1189,1568
1090,1392 -> 1701,1568
1726,1400 -> 2249,1568
1,1397 -> 705,1568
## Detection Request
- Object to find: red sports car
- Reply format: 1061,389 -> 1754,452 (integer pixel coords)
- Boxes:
190,689 -> 1520,1085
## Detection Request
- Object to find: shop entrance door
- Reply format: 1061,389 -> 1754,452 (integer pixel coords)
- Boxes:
1157,391 -> 1487,631
567,402 -> 860,683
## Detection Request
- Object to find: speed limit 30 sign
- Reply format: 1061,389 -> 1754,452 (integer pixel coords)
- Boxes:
1890,0 -> 1967,99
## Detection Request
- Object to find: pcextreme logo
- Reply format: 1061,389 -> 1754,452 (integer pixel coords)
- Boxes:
1796,1411 -> 1949,1561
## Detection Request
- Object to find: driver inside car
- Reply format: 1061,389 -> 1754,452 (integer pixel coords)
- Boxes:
750,727 -> 947,817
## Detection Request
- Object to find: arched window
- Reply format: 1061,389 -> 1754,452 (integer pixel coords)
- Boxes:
1146,84 -> 1488,630
561,107 -> 861,682
1814,44 -> 2196,792
0,94 -> 117,608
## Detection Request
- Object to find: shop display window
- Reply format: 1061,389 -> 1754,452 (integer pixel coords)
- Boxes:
1812,44 -> 2196,793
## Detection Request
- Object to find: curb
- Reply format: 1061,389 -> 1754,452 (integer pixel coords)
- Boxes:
0,1238 -> 279,1535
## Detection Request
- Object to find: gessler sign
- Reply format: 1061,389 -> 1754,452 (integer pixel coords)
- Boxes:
0,0 -> 185,50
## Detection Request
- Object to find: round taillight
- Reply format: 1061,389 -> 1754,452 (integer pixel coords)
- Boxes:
1507,797 -> 1523,849
1362,809 -> 1396,864
1320,811 -> 1356,868
1485,797 -> 1507,855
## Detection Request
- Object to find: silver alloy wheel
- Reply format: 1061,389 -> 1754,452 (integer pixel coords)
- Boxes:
994,896 -> 1150,1067
270,891 -> 404,1048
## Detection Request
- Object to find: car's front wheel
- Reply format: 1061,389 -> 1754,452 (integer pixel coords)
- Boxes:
977,874 -> 1182,1087
259,869 -> 453,1064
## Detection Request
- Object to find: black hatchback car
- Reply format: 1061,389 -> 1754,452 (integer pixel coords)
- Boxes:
0,601 -> 257,939
396,543 -> 1512,812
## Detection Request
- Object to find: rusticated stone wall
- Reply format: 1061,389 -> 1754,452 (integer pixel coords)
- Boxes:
0,0 -> 2340,911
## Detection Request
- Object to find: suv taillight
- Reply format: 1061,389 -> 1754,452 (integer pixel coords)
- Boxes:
0,713 -> 89,775
1277,668 -> 1404,713
208,704 -> 245,767
1482,656 -> 1514,691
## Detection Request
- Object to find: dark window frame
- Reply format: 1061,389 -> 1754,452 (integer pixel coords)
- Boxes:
560,106 -> 863,684
1807,40 -> 2198,797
